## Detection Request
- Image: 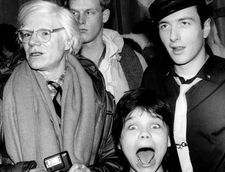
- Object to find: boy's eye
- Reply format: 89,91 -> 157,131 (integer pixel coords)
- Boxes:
151,123 -> 161,129
128,124 -> 137,130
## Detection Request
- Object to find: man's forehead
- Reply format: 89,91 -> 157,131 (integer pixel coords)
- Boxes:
69,0 -> 101,10
23,11 -> 59,28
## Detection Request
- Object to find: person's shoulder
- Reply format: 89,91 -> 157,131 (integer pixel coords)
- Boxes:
76,55 -> 105,85
204,55 -> 225,83
76,55 -> 115,111
144,57 -> 169,73
208,55 -> 225,71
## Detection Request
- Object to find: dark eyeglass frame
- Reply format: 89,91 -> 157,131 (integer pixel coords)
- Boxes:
17,27 -> 65,43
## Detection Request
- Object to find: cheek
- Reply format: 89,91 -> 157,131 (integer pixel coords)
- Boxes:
181,29 -> 203,44
153,133 -> 169,152
90,17 -> 103,29
50,38 -> 66,54
159,32 -> 169,46
120,131 -> 136,150
23,45 -> 30,60
23,44 -> 29,52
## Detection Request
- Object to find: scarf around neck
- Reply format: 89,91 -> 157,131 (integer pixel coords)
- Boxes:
2,54 -> 96,168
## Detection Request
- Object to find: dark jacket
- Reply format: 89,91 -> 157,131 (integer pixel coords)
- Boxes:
0,56 -> 123,172
141,53 -> 225,172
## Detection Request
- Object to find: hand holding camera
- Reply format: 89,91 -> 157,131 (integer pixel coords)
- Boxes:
44,151 -> 72,172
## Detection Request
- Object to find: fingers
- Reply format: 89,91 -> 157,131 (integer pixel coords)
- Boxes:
69,164 -> 90,172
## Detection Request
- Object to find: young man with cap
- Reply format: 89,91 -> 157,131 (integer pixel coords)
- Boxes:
141,0 -> 225,171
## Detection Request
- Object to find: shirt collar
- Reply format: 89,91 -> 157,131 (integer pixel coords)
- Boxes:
46,71 -> 65,87
167,54 -> 222,84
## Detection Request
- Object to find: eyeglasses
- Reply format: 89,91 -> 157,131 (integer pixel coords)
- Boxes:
17,27 -> 65,43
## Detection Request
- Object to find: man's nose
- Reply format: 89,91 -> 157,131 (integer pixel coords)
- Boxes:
29,32 -> 41,45
170,26 -> 180,42
78,13 -> 86,24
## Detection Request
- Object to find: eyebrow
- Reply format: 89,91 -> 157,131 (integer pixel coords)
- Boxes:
159,16 -> 196,25
124,113 -> 164,123
70,7 -> 99,11
124,116 -> 132,123
178,16 -> 196,22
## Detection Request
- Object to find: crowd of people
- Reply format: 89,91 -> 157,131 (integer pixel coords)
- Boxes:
0,0 -> 225,172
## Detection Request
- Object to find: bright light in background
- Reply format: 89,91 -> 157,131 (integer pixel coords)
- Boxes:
137,0 -> 155,8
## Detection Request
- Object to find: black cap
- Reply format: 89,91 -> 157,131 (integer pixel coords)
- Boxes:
149,0 -> 207,23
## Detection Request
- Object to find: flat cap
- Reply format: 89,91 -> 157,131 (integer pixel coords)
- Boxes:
149,0 -> 207,23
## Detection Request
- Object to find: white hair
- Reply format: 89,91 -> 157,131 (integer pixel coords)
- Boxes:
18,0 -> 82,54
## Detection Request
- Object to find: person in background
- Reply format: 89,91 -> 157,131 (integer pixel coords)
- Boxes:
207,17 -> 225,58
67,0 -> 148,103
0,23 -> 24,74
122,0 -> 156,65
112,88 -> 172,172
141,0 -> 225,171
1,0 -> 122,172
0,24 -> 25,99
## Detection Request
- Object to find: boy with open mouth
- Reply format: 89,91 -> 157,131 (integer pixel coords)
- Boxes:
113,88 -> 172,172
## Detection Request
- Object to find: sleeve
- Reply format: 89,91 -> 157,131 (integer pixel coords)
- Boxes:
0,161 -> 37,172
140,66 -> 153,88
88,93 -> 123,172
0,99 -> 37,172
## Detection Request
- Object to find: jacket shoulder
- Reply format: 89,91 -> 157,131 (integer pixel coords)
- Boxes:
77,55 -> 116,115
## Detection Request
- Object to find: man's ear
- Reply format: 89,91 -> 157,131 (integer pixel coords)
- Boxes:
203,18 -> 211,39
64,38 -> 73,51
102,9 -> 110,23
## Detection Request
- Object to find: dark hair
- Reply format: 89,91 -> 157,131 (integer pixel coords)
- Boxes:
99,0 -> 111,10
112,88 -> 172,147
196,1 -> 213,26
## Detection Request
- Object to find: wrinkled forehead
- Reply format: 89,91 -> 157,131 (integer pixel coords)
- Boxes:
21,11 -> 61,29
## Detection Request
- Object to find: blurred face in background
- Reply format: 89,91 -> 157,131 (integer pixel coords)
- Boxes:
69,0 -> 109,45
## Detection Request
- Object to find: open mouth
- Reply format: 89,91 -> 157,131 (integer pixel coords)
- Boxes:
171,46 -> 185,54
79,28 -> 87,33
30,52 -> 43,57
136,147 -> 155,167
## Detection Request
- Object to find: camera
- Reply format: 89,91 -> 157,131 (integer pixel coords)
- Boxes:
44,151 -> 72,172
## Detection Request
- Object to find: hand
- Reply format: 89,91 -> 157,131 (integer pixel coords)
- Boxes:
69,163 -> 91,172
